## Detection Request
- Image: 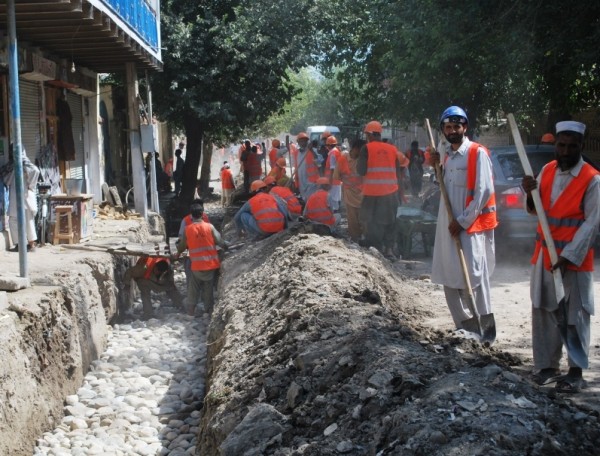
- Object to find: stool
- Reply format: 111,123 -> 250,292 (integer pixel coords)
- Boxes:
53,205 -> 75,245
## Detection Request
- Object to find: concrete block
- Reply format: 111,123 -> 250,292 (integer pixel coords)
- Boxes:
0,274 -> 30,291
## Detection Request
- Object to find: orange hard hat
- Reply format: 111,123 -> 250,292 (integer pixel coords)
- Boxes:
264,176 -> 276,186
541,133 -> 555,143
276,157 -> 286,167
321,131 -> 331,139
326,136 -> 338,146
297,132 -> 309,140
364,120 -> 383,134
272,139 -> 281,147
250,180 -> 267,192
316,177 -> 330,185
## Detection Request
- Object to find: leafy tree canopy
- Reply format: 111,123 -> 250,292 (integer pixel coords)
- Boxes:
313,0 -> 600,130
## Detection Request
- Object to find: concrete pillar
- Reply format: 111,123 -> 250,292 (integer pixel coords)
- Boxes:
125,62 -> 147,218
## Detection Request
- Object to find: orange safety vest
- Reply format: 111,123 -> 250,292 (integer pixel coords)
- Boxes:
221,168 -> 235,190
292,147 -> 320,186
245,151 -> 262,176
532,161 -> 598,271
142,256 -> 169,280
248,193 -> 285,233
362,142 -> 399,196
304,190 -> 336,226
463,142 -> 498,234
269,147 -> 278,169
271,186 -> 302,215
184,213 -> 209,225
185,221 -> 220,271
268,166 -> 287,182
338,153 -> 362,191
325,147 -> 342,185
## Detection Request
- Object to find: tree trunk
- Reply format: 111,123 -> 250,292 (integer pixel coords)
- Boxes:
198,138 -> 213,197
181,117 -> 203,204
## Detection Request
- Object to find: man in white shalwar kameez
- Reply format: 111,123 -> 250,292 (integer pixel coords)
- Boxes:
430,106 -> 496,333
522,120 -> 600,393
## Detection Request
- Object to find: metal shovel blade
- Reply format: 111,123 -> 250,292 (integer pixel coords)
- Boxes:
461,316 -> 483,338
480,313 -> 496,343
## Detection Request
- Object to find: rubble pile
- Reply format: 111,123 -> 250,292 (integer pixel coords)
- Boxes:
198,232 -> 599,455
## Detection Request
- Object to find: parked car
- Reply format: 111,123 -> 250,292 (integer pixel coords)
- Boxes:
421,144 -> 600,248
491,144 -> 555,243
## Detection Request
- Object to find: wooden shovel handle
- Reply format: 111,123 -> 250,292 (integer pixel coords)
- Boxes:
507,113 -> 565,303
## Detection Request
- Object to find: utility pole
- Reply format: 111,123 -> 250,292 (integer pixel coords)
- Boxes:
146,70 -> 159,213
7,0 -> 29,278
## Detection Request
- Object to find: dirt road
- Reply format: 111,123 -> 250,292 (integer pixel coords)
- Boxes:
400,252 -> 600,413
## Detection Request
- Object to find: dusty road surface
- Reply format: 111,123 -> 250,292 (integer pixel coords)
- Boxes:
399,250 -> 600,414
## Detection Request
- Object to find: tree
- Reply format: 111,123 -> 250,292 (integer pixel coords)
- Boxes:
313,0 -> 600,132
151,0 -> 319,201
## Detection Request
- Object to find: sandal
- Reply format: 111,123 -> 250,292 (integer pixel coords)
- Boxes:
554,375 -> 585,394
532,368 -> 561,386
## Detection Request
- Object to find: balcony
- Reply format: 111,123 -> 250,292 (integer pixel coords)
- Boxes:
99,0 -> 159,52
0,0 -> 162,73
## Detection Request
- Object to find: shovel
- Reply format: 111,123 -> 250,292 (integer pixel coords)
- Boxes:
507,113 -> 588,368
425,119 -> 496,343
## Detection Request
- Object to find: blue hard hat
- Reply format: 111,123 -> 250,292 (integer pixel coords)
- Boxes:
440,106 -> 468,126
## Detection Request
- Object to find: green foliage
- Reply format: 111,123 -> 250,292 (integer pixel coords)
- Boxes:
150,0 -> 320,199
313,0 -> 600,129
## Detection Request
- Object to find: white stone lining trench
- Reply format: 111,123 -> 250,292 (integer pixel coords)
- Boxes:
33,299 -> 208,456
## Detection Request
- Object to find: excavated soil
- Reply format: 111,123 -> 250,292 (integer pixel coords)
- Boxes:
198,226 -> 600,456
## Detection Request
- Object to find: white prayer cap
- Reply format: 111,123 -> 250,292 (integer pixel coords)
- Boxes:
556,120 -> 586,136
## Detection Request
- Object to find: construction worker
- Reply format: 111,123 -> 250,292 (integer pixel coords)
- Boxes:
233,180 -> 289,238
291,132 -> 321,201
241,144 -> 263,194
265,176 -> 302,218
324,135 -> 343,211
336,138 -> 365,242
220,162 -> 235,207
268,157 -> 287,183
357,120 -> 402,257
177,199 -> 211,289
522,120 -> 600,392
406,141 -> 426,197
318,131 -> 331,173
123,256 -> 185,320
430,106 -> 497,333
541,133 -> 556,145
303,176 -> 339,230
173,203 -> 224,316
269,139 -> 281,169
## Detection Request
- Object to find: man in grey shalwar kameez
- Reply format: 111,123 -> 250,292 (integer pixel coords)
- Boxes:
430,106 -> 496,334
522,120 -> 600,392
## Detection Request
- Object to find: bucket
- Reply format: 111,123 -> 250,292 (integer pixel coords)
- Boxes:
65,179 -> 83,196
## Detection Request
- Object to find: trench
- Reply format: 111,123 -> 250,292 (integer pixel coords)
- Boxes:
0,214 -> 217,456
32,269 -> 210,456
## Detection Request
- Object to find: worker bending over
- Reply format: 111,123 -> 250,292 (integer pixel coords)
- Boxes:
303,177 -> 339,231
233,180 -> 289,239
123,256 -> 184,320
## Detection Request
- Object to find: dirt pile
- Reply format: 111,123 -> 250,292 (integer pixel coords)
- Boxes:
198,230 -> 599,455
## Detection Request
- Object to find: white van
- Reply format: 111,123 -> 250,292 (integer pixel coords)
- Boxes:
306,125 -> 341,145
